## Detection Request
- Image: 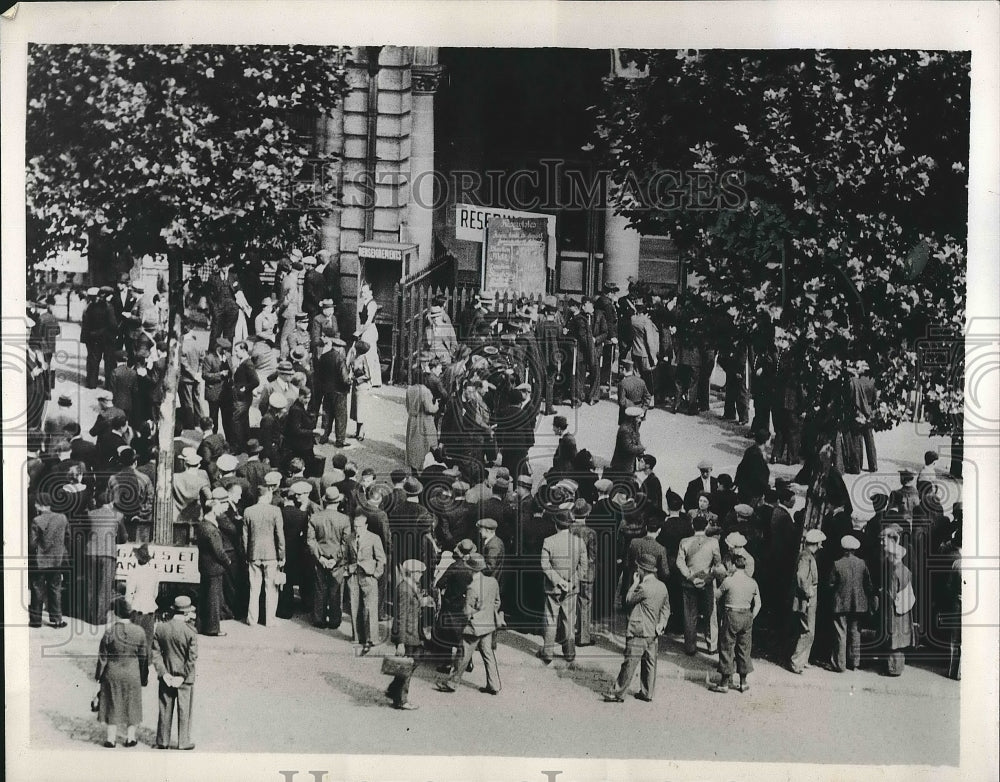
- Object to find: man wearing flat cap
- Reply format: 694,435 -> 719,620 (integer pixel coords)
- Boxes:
827,534 -> 874,672
436,552 -> 503,694
683,459 -> 718,513
388,559 -> 433,709
594,282 -> 620,391
534,296 -> 563,416
539,506 -> 589,664
788,528 -> 826,673
603,550 -> 670,703
309,299 -> 340,364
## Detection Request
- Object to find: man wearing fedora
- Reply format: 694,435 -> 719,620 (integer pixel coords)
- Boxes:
301,255 -> 328,319
81,286 -> 118,388
243,483 -> 286,627
539,506 -> 589,664
200,338 -> 231,434
436,552 -> 503,694
604,550 -> 670,702
309,299 -> 340,363
315,335 -> 351,448
151,595 -> 199,750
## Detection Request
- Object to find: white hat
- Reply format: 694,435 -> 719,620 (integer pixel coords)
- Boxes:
841,535 -> 861,551
182,448 -> 201,466
804,529 -> 826,544
401,559 -> 427,574
87,287 -> 100,296
216,453 -> 239,472
725,532 -> 747,549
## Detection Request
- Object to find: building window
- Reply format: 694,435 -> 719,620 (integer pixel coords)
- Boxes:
638,235 -> 681,292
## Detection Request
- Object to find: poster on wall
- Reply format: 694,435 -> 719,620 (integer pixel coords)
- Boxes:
482,216 -> 549,297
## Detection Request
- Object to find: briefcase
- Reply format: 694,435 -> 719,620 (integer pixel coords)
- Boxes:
380,655 -> 416,677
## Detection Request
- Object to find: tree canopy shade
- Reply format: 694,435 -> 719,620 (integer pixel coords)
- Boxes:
26,44 -> 350,269
591,49 -> 970,436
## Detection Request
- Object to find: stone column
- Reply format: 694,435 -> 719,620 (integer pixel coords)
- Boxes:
603,209 -> 641,293
408,53 -> 445,276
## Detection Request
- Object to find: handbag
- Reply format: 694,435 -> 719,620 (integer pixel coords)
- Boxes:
894,583 -> 916,615
380,655 -> 416,677
90,690 -> 101,713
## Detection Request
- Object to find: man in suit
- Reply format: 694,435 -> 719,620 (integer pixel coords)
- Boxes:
603,551 -> 670,702
578,298 -> 605,405
243,484 -> 286,627
200,339 -> 231,434
346,509 -> 386,653
107,446 -> 154,541
676,514 -> 723,655
388,558 -> 430,709
282,311 -> 313,364
81,287 -> 117,388
195,492 -> 231,636
301,255 -> 328,318
307,486 -> 350,629
477,516 -> 506,609
111,274 -> 139,358
828,534 -> 874,672
278,259 -> 304,350
206,258 -> 244,352
309,299 -> 340,364
630,301 -> 659,399
177,328 -> 204,433
28,492 -> 69,628
315,337 -> 351,447
107,352 -> 137,415
436,553 -> 503,694
534,297 -> 562,415
609,407 -> 645,478
229,341 -> 260,453
719,341 -> 750,424
594,282 -> 620,391
549,416 -> 577,478
283,388 -> 317,467
151,596 -> 199,750
635,454 -> 663,513
539,507 -> 589,664
617,359 -> 652,424
570,499 -> 598,646
856,374 -> 879,471
683,459 -> 718,512
94,413 -> 129,495
657,492 -> 692,632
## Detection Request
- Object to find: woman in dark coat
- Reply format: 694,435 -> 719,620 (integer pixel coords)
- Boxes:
95,597 -> 148,747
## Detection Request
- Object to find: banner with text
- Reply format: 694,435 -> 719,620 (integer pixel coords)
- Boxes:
116,543 -> 200,584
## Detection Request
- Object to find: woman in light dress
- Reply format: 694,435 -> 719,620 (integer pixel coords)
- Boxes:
356,282 -> 382,388
347,339 -> 372,441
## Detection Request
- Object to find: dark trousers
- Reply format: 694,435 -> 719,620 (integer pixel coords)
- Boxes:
600,343 -> 615,387
584,356 -> 601,404
697,351 -> 715,410
831,613 -> 863,671
576,580 -> 593,645
500,448 -> 529,477
543,365 -> 558,412
157,680 -> 194,748
609,634 -> 659,699
220,553 -> 245,620
724,376 -> 749,421
751,395 -> 772,435
177,382 -> 199,431
85,345 -> 102,388
197,574 -> 223,635
387,644 -> 421,705
229,404 -> 251,453
675,366 -> 699,411
682,583 -> 717,653
322,392 -> 349,443
771,408 -> 801,464
861,426 -> 878,470
638,367 -> 656,402
209,307 -> 238,353
654,361 -> 674,404
206,398 -> 222,432
718,608 -> 754,677
29,568 -> 63,625
312,564 -> 344,628
85,555 -> 116,625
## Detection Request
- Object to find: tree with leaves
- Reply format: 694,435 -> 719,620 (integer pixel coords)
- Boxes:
592,49 -> 969,450
26,44 -> 350,277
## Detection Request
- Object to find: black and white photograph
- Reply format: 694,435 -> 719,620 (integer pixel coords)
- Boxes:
3,3 -> 998,782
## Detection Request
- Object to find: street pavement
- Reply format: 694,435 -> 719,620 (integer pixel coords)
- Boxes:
23,316 -> 961,762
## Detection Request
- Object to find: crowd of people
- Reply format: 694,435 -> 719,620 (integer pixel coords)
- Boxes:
24,262 -> 963,739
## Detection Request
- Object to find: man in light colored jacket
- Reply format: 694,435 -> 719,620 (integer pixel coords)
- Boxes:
243,484 -> 286,627
539,506 -> 589,664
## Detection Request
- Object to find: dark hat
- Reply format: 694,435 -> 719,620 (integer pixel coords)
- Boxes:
277,360 -> 294,374
295,312 -> 309,322
402,477 -> 423,496
602,282 -> 620,293
466,553 -> 486,572
290,346 -> 308,361
899,469 -> 915,481
493,477 -> 510,493
455,539 -> 477,556
319,298 -> 335,309
476,517 -> 498,530
636,551 -> 658,572
57,394 -> 73,407
573,499 -> 592,519
245,438 -> 263,454
135,543 -> 153,565
553,507 -> 574,528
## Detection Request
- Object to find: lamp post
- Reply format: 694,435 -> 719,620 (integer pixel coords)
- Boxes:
363,46 -> 384,243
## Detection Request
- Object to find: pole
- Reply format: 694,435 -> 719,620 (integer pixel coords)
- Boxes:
152,303 -> 181,544
363,46 -> 383,243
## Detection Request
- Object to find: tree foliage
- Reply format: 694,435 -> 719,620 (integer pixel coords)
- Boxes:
591,49 -> 969,436
26,44 -> 350,268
